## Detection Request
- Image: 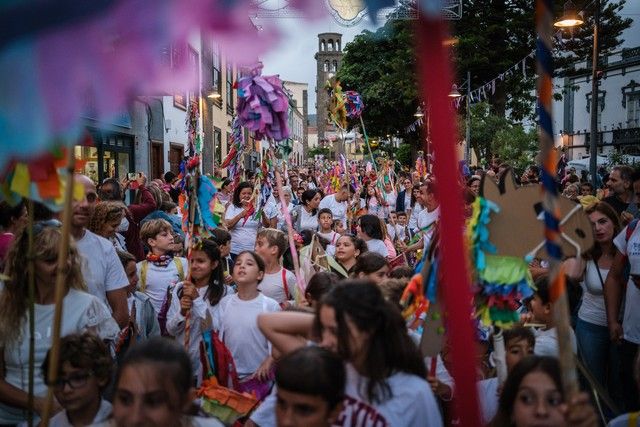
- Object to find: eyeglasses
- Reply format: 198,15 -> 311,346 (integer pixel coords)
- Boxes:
48,371 -> 93,389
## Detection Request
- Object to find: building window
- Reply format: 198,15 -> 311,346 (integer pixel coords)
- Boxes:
214,127 -> 222,165
321,40 -> 326,52
188,46 -> 199,104
328,40 -> 334,51
323,61 -> 329,72
628,93 -> 640,128
331,60 -> 338,72
212,44 -> 222,107
226,61 -> 234,115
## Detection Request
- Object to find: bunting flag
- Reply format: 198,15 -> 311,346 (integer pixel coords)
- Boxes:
453,51 -> 536,110
0,144 -> 87,211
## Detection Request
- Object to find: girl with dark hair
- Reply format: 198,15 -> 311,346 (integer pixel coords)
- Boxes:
224,182 -> 260,258
353,252 -> 389,285
212,251 -> 280,399
102,337 -> 224,427
333,235 -> 368,277
291,189 -> 321,231
360,182 -> 384,218
166,239 -> 230,383
275,346 -> 346,427
490,356 -> 597,427
304,271 -> 340,308
255,281 -> 442,426
357,214 -> 389,258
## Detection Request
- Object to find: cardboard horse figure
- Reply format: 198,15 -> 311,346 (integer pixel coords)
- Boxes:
417,169 -> 594,358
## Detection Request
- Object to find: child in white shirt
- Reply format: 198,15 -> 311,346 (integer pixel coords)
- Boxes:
254,228 -> 298,307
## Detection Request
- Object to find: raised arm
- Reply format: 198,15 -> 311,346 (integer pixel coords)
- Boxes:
257,311 -> 315,356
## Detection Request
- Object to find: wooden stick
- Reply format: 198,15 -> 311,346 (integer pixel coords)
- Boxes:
271,148 -> 304,298
40,146 -> 75,426
26,200 -> 35,427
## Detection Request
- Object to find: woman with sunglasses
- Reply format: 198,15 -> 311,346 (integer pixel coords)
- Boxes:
0,224 -> 120,425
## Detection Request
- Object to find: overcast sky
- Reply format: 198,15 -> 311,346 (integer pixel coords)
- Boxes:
259,8 -> 381,114
257,1 -> 639,115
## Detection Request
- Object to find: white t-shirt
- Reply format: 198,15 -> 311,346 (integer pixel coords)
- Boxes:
578,261 -> 608,327
608,413 -> 639,427
212,293 -> 280,379
417,206 -> 440,250
477,377 -> 499,426
614,225 -> 640,344
258,268 -> 297,304
336,363 -> 443,427
225,204 -> 261,254
409,202 -> 423,231
0,289 -> 119,425
384,191 -> 397,216
299,208 -> 319,231
318,231 -> 340,257
533,327 -> 577,357
366,239 -> 389,258
91,415 -> 223,427
49,399 -> 112,427
136,257 -> 188,314
251,361 -> 443,427
319,194 -> 348,224
75,230 -> 128,306
276,202 -> 295,231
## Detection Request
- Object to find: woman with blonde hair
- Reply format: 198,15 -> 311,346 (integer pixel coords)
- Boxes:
89,201 -> 127,251
0,223 -> 120,425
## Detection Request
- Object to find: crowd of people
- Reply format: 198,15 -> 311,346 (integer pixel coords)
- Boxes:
1,155 -> 640,426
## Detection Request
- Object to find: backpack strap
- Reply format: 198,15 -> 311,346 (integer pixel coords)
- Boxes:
626,219 -> 639,242
629,411 -> 639,427
139,261 -> 149,292
174,257 -> 185,281
281,268 -> 290,301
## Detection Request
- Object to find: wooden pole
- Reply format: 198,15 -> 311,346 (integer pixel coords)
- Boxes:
271,147 -> 304,298
40,146 -> 76,426
26,200 -> 35,427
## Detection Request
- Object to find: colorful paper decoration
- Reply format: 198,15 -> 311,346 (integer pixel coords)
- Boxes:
221,117 -> 246,186
236,63 -> 290,142
326,80 -> 347,130
344,90 -> 364,119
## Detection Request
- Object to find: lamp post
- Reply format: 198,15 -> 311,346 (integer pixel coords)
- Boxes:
449,71 -> 471,165
555,0 -> 598,188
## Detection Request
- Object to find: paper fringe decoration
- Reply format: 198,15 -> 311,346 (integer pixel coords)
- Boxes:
326,80 -> 347,130
467,196 -> 535,328
221,116 -> 246,186
1,145 -> 86,211
198,378 -> 257,425
344,90 -> 364,119
236,63 -> 290,142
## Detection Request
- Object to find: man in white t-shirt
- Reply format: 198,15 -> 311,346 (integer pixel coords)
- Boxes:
605,173 -> 640,412
319,184 -> 350,225
71,174 -> 129,328
401,181 -> 439,255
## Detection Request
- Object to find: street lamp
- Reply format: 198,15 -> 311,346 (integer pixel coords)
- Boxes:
555,0 -> 598,188
554,0 -> 584,28
451,71 -> 472,164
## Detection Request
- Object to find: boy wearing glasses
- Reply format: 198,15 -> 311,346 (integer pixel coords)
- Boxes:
42,333 -> 113,427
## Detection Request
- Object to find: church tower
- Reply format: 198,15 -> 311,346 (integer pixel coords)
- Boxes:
314,33 -> 343,156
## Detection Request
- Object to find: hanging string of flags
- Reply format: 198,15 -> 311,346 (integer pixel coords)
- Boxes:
453,50 -> 536,109
405,50 -> 536,133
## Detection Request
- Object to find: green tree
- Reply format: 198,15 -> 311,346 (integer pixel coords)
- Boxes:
466,102 -> 537,169
336,19 -> 420,144
555,1 -> 632,76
